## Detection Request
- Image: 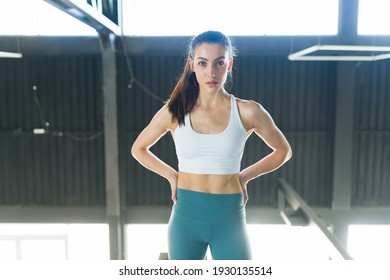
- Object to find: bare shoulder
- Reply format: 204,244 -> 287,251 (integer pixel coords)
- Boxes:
236,98 -> 264,114
150,103 -> 178,132
236,98 -> 272,131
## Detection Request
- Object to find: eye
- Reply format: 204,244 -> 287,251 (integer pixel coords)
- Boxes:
198,61 -> 207,67
216,61 -> 225,67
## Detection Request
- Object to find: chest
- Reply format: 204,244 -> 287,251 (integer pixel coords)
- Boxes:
189,106 -> 230,134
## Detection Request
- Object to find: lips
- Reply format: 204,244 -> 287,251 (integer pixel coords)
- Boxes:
206,81 -> 218,87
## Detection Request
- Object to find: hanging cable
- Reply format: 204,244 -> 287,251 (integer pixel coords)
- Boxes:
31,85 -> 103,142
32,85 -> 50,130
118,35 -> 166,103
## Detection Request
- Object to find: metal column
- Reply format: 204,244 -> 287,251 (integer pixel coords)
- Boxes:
101,32 -> 125,259
332,62 -> 356,210
331,0 -> 358,210
42,0 -> 125,260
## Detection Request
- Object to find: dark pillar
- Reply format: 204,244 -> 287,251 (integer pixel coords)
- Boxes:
101,32 -> 124,259
332,61 -> 355,210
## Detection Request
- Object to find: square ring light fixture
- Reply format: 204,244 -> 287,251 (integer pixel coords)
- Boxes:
288,45 -> 390,61
0,51 -> 23,58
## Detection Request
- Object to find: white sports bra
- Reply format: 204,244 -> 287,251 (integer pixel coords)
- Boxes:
173,95 -> 247,174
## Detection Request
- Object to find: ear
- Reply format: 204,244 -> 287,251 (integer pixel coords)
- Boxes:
228,58 -> 233,72
188,57 -> 195,72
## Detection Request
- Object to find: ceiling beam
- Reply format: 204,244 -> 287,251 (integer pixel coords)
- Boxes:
44,0 -> 121,35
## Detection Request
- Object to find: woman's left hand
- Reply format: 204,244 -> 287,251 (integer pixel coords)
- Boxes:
239,175 -> 249,205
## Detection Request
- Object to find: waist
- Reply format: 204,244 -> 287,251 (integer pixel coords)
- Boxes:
177,172 -> 242,194
173,188 -> 245,223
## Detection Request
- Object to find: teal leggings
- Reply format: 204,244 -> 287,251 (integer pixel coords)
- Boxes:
168,188 -> 252,260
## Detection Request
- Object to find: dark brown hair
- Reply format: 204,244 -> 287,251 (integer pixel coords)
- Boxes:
167,31 -> 236,125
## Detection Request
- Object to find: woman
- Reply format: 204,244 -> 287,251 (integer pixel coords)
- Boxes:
131,30 -> 292,260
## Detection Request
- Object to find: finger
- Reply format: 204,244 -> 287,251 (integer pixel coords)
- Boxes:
244,191 -> 249,205
171,190 -> 177,203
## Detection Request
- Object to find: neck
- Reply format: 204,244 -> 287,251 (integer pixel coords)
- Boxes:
197,89 -> 229,106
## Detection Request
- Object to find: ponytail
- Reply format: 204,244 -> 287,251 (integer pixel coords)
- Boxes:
167,56 -> 199,125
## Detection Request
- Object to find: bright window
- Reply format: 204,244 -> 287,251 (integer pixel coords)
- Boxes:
248,224 -> 330,260
0,224 -> 109,260
126,224 -> 331,260
348,225 -> 390,260
358,0 -> 390,35
21,239 -> 67,260
0,241 -> 17,260
126,224 -> 168,260
0,0 -> 97,36
123,0 -> 339,36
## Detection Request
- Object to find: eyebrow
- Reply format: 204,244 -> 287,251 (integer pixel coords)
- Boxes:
196,56 -> 226,61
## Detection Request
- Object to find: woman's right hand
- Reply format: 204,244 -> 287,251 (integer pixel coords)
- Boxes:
168,173 -> 178,203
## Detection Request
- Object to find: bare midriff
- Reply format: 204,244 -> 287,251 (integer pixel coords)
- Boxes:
177,171 -> 242,194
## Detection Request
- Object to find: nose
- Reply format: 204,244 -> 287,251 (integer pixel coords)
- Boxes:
208,66 -> 216,78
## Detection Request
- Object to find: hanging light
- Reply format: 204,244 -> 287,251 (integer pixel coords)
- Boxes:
288,45 -> 390,61
0,51 -> 23,58
0,37 -> 23,58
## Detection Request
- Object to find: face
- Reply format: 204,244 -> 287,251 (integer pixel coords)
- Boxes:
190,43 -> 233,94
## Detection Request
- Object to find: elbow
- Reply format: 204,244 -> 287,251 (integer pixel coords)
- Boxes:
285,145 -> 293,162
277,144 -> 292,164
131,141 -> 151,163
130,145 -> 137,160
131,143 -> 143,160
130,145 -> 137,159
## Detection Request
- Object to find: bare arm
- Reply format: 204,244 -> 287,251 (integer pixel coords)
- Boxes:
239,100 -> 292,187
131,104 -> 178,201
